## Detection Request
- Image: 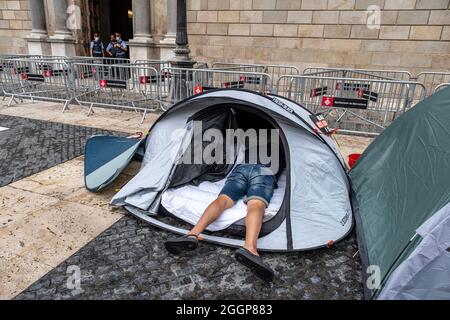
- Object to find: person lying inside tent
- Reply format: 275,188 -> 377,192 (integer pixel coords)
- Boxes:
165,139 -> 285,282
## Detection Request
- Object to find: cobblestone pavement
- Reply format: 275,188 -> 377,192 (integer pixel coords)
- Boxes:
0,115 -> 117,187
16,215 -> 364,300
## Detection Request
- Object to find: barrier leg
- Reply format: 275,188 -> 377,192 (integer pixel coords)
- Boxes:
140,108 -> 147,124
62,100 -> 70,113
130,101 -> 139,113
7,95 -> 18,107
87,103 -> 94,116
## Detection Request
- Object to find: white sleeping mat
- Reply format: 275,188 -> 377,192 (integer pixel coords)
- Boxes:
161,171 -> 286,232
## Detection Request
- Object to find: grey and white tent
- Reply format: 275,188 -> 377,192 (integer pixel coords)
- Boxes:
109,89 -> 353,252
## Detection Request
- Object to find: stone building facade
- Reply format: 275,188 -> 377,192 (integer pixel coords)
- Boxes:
187,0 -> 450,74
0,0 -> 449,75
0,0 -> 32,54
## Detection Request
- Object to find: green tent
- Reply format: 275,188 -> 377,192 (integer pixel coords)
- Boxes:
350,87 -> 450,299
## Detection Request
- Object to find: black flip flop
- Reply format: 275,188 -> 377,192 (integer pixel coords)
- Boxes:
164,234 -> 199,255
235,248 -> 274,282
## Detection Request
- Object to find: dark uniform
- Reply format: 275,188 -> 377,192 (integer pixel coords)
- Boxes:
106,38 -> 128,79
106,38 -> 127,59
90,40 -> 104,58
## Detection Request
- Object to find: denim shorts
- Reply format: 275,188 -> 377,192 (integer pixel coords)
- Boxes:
219,164 -> 276,207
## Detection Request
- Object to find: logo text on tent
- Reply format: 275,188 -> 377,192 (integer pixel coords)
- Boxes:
271,97 -> 294,114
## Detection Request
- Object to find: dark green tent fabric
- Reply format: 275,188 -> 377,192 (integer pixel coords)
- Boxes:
349,87 -> 450,298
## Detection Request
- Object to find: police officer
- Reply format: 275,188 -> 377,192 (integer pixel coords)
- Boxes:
106,34 -> 116,56
106,32 -> 129,79
90,32 -> 104,58
106,32 -> 127,60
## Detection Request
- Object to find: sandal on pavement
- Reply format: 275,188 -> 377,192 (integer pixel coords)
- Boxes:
235,247 -> 274,282
164,234 -> 199,255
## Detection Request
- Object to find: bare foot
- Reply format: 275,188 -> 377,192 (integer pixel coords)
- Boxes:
244,245 -> 259,256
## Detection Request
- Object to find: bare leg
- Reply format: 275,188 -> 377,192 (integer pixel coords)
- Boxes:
189,195 -> 235,236
244,199 -> 266,256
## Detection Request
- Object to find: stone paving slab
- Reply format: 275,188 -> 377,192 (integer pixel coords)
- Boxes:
0,100 -> 159,135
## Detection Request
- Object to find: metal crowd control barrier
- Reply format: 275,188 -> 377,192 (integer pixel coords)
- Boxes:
134,59 -> 171,72
303,67 -> 412,81
0,54 -> 42,60
277,75 -> 426,135
32,56 -> 131,66
212,62 -> 299,87
1,55 -> 42,97
1,58 -> 74,109
212,63 -> 266,74
160,67 -> 272,110
434,83 -> 450,93
1,59 -> 18,97
416,72 -> 450,97
71,62 -> 160,123
134,60 -> 208,70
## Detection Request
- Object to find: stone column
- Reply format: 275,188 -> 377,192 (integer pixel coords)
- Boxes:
160,0 -> 177,60
161,0 -> 177,43
48,0 -> 76,57
26,0 -> 52,55
129,0 -> 153,62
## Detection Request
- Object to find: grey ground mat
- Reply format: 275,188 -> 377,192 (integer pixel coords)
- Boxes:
0,115 -> 121,187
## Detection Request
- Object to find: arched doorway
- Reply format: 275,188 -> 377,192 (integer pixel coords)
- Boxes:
89,0 -> 133,42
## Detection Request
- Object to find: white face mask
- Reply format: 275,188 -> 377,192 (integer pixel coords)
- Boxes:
94,37 -> 100,41
116,37 -> 121,41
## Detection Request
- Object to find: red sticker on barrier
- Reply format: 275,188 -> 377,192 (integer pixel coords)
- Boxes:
194,84 -> 203,95
99,79 -> 107,88
44,70 -> 53,77
140,76 -> 149,84
322,96 -> 334,107
21,73 -> 28,80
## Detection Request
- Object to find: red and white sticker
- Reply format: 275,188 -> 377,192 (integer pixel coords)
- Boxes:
322,96 -> 334,107
99,79 -> 107,88
194,84 -> 203,94
44,70 -> 52,77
